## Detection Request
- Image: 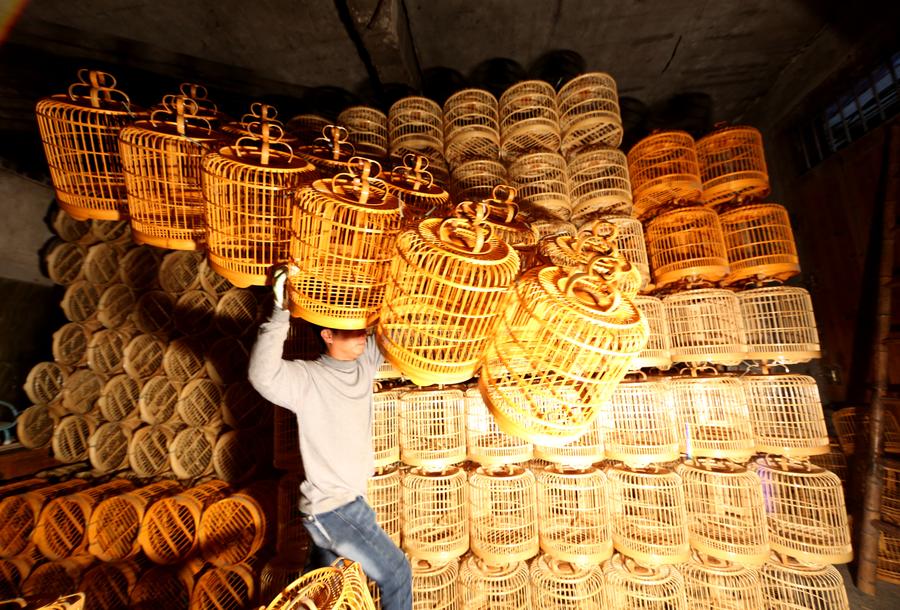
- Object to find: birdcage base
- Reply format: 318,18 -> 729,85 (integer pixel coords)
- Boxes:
628,355 -> 672,371
605,448 -> 680,469
58,198 -> 123,221
132,229 -> 202,251
701,175 -> 770,209
469,439 -> 533,468
670,351 -> 747,367
653,264 -> 730,289
768,542 -> 853,566
754,441 -> 829,458
538,527 -> 613,566
532,448 -> 601,470
611,541 -> 691,568
288,300 -> 374,330
633,179 -> 703,219
206,256 -> 266,289
376,336 -> 479,387
744,349 -> 821,364
688,537 -> 769,568
470,543 -> 539,566
723,263 -> 801,286
482,393 -> 589,448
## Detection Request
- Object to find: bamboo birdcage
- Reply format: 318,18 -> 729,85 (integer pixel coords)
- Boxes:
442,88 -> 500,165
0,479 -> 87,557
645,206 -> 729,288
128,424 -> 178,477
465,386 -> 533,466
191,563 -> 256,610
53,322 -> 91,368
883,459 -> 900,525
52,207 -> 94,244
410,558 -> 457,610
214,288 -> 260,336
129,565 -> 196,610
297,125 -> 359,177
719,203 -> 800,286
809,442 -> 849,494
46,240 -> 86,285
79,561 -> 142,610
289,157 -> 402,328
199,258 -> 233,297
265,558 -> 376,610
203,104 -> 319,287
450,159 -> 507,203
566,148 -> 633,223
372,388 -> 400,468
213,430 -> 260,484
680,553 -> 763,610
16,404 -> 58,449
603,554 -> 687,610
286,113 -> 330,144
36,70 -> 146,220
377,201 -> 520,385
760,553 -> 849,610
273,406 -> 302,471
0,556 -> 30,600
134,291 -> 175,335
398,387 -> 466,469
401,466 -> 468,562
21,557 -> 95,606
388,96 -> 445,160
627,131 -> 702,221
557,72 -> 623,154
607,465 -> 691,566
338,106 -> 389,159
169,425 -> 218,479
533,413 -> 604,468
98,374 -> 140,421
163,337 -> 206,384
87,328 -> 129,376
88,420 -> 136,472
91,218 -> 131,243
508,152 -> 571,222
879,530 -> 900,584
380,154 -> 452,224
366,466 -> 401,547
601,380 -> 679,467
24,361 -> 67,406
663,289 -> 748,366
177,379 -> 223,427
529,554 -> 609,609
158,250 -> 202,294
831,406 -> 900,456
741,374 -> 829,458
469,464 -> 539,564
630,296 -> 671,370
205,336 -> 249,385
198,488 -> 270,566
52,414 -> 98,463
499,80 -> 561,162
260,556 -> 306,605
61,280 -> 102,323
474,186 -> 540,272
277,472 -> 311,561
138,376 -> 178,424
173,290 -> 217,335
739,286 -> 821,364
675,459 -> 769,566
97,284 -> 135,329
605,216 -> 649,287
696,125 -> 770,208
458,555 -> 531,610
123,334 -> 166,380
222,380 -> 272,429
85,250 -> 123,296
61,369 -> 102,414
120,246 -> 160,291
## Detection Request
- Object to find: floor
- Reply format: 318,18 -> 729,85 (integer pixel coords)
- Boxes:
840,566 -> 900,609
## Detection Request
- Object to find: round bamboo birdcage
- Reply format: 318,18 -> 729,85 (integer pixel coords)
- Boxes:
273,406 -> 302,471
123,334 -> 166,381
410,558 -> 457,610
450,159 -> 507,203
276,472 -> 310,561
158,250 -> 202,295
177,379 -> 223,427
265,558 -> 376,610
87,328 -> 129,376
0,479 -> 87,557
191,564 -> 256,610
296,125 -> 359,178
398,387 -> 466,469
199,258 -> 233,297
442,88 -> 500,166
119,246 -> 160,292
88,420 -> 135,472
603,554 -> 687,609
222,381 -> 272,429
372,389 -> 400,468
16,404 -> 58,449
377,202 -> 520,385
139,479 -> 230,565
53,323 -> 92,368
630,297 -> 671,370
535,464 -> 612,565
24,361 -> 67,406
202,104 -> 319,287
668,376 -> 754,461
750,457 -> 853,564
645,206 -> 729,288
741,374 -> 829,458
696,125 -> 769,208
499,80 -> 561,162
138,376 -> 179,424
600,380 -> 678,467
61,279 -> 102,323
97,284 -> 135,329
529,554 -> 608,609
128,424 -> 178,477
79,561 -> 141,610
52,414 -> 97,463
663,289 -> 747,366
557,72 -> 623,154
173,290 -> 217,335
46,240 -> 87,285
366,466 -> 401,547
607,465 -> 690,566
809,442 -> 849,492
508,152 -> 571,221
198,491 -> 269,566
401,466 -> 468,562
61,369 -> 102,414
338,106 -> 389,159
566,149 -> 632,224
286,113 -> 330,144
480,262 -> 649,447
719,203 -> 800,286
98,374 -> 140,421
260,556 -> 306,605
627,130 -> 702,221
289,158 -> 402,328
831,406 -> 900,456
738,286 -> 821,364
83,243 -> 121,286
52,207 -> 94,244
35,70 -> 146,220
469,464 -> 539,564
882,460 -> 900,526
680,553 -> 763,610
759,554 -> 849,610
0,556 -> 30,600
380,154 -> 452,224
533,414 -> 604,468
675,459 -> 769,566
212,430 -> 259,484
465,386 -> 533,467
169,425 -> 218,479
458,555 -> 531,610
129,565 -> 195,610
163,337 -> 206,384
388,97 -> 444,161
87,480 -> 182,561
214,288 -> 260,336
90,218 -> 131,243
204,336 -> 249,385
134,291 -> 175,335
21,557 -> 94,605
879,530 -> 900,585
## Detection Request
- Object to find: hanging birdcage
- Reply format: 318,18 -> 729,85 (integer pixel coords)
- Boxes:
0,479 -> 87,557
61,279 -> 102,323
79,561 -> 141,610
529,554 -> 608,609
53,323 -> 91,368
557,72 -> 623,156
130,565 -> 195,610
664,289 -> 747,366
741,374 -> 829,458
377,203 -> 520,385
645,206 -> 730,288
372,388 -> 400,468
265,558 -> 376,610
169,425 -> 218,479
466,386 -> 533,466
442,88 -> 500,166
202,104 -> 319,287
696,124 -> 770,208
603,554 -> 687,609
451,159 -> 507,203
759,553 -> 849,610
398,387 -> 466,469
88,420 -> 136,472
738,286 -> 821,364
719,203 -> 800,286
533,413 -> 604,468
177,379 -> 223,427
198,488 -> 270,566
630,297 -> 671,370
401,466 -> 468,562
134,291 -> 175,335
499,80 -> 561,162
16,404 -> 58,449
601,380 -> 679,467
508,152 -> 571,222
128,424 -> 178,477
367,466 -> 401,547
566,148 -> 632,224
338,106 -> 388,159
138,376 -> 178,424
627,130 -> 702,221
379,154 -> 451,224
191,564 -> 257,610
45,240 -> 86,285
36,70 -> 146,220
411,558 -> 458,610
469,464 -> 539,564
24,361 -> 67,406
52,414 -> 98,463
296,125 -> 360,177
214,288 -> 260,336
388,96 -> 447,182
458,555 -> 531,610
680,553 -> 763,610
607,465 -> 691,566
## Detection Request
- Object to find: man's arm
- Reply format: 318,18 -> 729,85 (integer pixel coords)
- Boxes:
248,308 -> 309,411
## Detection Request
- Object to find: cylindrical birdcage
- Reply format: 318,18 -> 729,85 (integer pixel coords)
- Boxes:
53,322 -> 92,368
366,466 -> 401,547
566,149 -> 632,225
52,207 -> 94,244
696,124 -> 769,208
214,288 -> 260,336
557,72 -> 623,155
134,291 -> 175,335
260,556 -> 306,605
627,130 -> 702,221
177,379 -> 223,427
676,459 -> 769,566
169,425 -> 218,479
198,488 -> 270,566
163,337 -> 206,384
377,203 -> 520,385
87,328 -> 129,377
173,289 -> 217,335
401,466 -> 468,562
604,216 -> 649,287
607,465 -> 691,566
372,389 -> 400,468
158,249 -> 203,295
190,563 -> 256,610
36,70 -> 146,220
499,80 -> 561,162
119,246 -> 160,292
664,289 -> 747,366
680,553 -> 763,610
138,376 -> 178,424
469,464 -> 539,564
45,240 -> 86,285
265,559 -> 376,610
212,429 -> 259,485
24,361 -> 67,406
276,472 -> 310,562
289,158 -> 402,328
337,106 -> 389,159
97,283 -> 135,329
21,557 -> 94,606
466,386 -> 533,466
529,554 -> 608,609
61,279 -> 102,323
380,154 -> 451,225
79,561 -> 142,610
398,387 -> 466,469
0,479 -> 87,557
509,152 -> 571,223
750,457 -> 853,564
738,286 -> 821,364
91,217 -> 130,243
759,554 -> 849,610
645,206 -> 729,288
296,125 -> 359,178
535,464 -> 612,565
96,373 -> 140,423
222,381 -> 272,430
128,424 -> 178,477
601,380 -> 678,467
451,159 -> 507,203
410,558 -> 458,610
202,104 -> 319,287
533,414 -> 604,468
52,414 -> 98,463
442,88 -> 500,166
719,203 -> 800,286
388,96 -> 447,181
603,554 -> 687,609
61,368 -> 102,414
16,404 -> 58,449
286,113 -> 330,144
88,420 -> 136,472
458,556 -> 531,610
742,374 -> 829,458
630,297 -> 671,370
129,565 -> 196,610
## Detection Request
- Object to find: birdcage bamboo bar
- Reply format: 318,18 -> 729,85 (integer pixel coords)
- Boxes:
61,279 -> 102,323
719,203 -> 800,285
410,558 -> 458,610
191,563 -> 257,610
198,488 -> 270,566
380,154 -> 451,225
79,561 -> 142,610
397,387 -> 466,469
338,106 -> 389,159
603,554 -> 687,609
24,361 -> 67,406
499,80 -> 561,162
566,149 -> 632,223
628,130 -> 702,220
664,289 -> 747,366
645,206 -> 729,288
533,413 -> 604,468
508,152 -> 571,221
169,425 -> 218,479
680,553 -> 763,610
697,124 -> 769,208
601,380 -> 679,467
46,240 -> 86,285
89,420 -> 136,472
372,389 -> 400,468
401,466 -> 468,562
134,291 -> 175,335
469,464 -> 539,564
52,414 -> 98,463
759,553 -> 849,610
738,286 -> 821,364
16,404 -> 58,449
529,554 -> 608,609
442,88 -> 500,166
0,479 -> 87,558
367,466 -> 401,547
128,423 -> 178,477
138,376 -> 178,424
741,374 -> 829,458
214,288 -> 260,336
557,72 -> 623,155
450,159 -> 507,203
465,386 -> 533,466
458,556 -> 531,610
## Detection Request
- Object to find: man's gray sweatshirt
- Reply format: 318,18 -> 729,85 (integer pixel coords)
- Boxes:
248,308 -> 384,515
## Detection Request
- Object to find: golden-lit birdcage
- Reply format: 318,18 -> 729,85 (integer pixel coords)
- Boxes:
169,425 -> 218,479
603,554 -> 687,609
120,246 -> 160,291
696,124 -> 770,208
741,374 -> 829,458
289,158 -> 402,328
61,280 -> 102,324
465,386 -> 533,466
274,406 -> 302,471
759,553 -> 849,609
83,242 -> 121,286
680,553 -> 763,610
600,380 -> 678,467
0,556 -> 30,600
471,186 -> 540,272
557,72 -> 623,154
398,387 -> 466,469
33,479 -> 134,560
163,337 -> 206,384
831,406 -> 900,456
205,336 -> 249,385
138,376 -> 178,424
129,565 -> 196,610
377,202 -> 520,385
480,259 -> 648,447
61,369 -> 102,414
366,466 -> 401,547
91,218 -> 130,243
379,154 -> 451,225
191,563 -> 256,610
16,404 -> 58,449
87,328 -> 129,377
450,159 -> 507,203
212,430 -> 260,485
276,472 -> 310,561
198,487 -> 270,566
607,465 -> 690,566
214,288 -> 260,336
372,388 -> 400,468
89,420 -> 136,472
128,424 -> 178,477
79,562 -> 141,610
21,557 -> 94,605
883,459 -> 900,525
719,203 -> 800,286
296,125 -> 359,178
410,558 -> 458,610
879,530 -> 900,584
533,414 -> 604,468
645,206 -> 729,288
443,89 -> 500,163
260,556 -> 306,604
738,286 -> 821,364
508,152 -> 571,221
97,284 -> 135,329
222,381 -> 272,430
338,106 -> 389,159
52,207 -> 94,243
529,554 -> 608,609
604,216 -> 649,286
668,376 -> 755,462
266,558 -> 376,610
134,291 -> 175,335
566,149 -> 632,225
36,70 -> 146,220
202,104 -> 319,287
388,96 -> 447,181
535,464 -> 612,565
24,361 -> 67,406
52,414 -> 98,463
458,555 -> 531,610
627,130 -> 702,221
53,322 -> 91,368
0,479 -> 87,557
139,479 -> 230,565
45,240 -> 86,285
87,480 -> 182,561
663,289 -> 747,366
751,457 -> 853,564
676,459 -> 769,566
286,113 -> 330,144
158,250 -> 203,294
401,466 -> 468,562
499,80 -> 561,162
469,464 -> 539,564
173,290 -> 217,335
630,297 -> 671,370
177,379 -> 223,427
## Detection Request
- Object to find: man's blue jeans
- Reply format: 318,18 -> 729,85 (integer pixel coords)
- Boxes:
303,496 -> 412,610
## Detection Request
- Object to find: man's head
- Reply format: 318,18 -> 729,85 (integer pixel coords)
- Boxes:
319,327 -> 368,361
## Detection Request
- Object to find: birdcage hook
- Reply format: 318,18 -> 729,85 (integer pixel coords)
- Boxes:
331,156 -> 385,205
439,201 -> 494,254
558,258 -> 623,313
315,125 -> 353,161
395,154 -> 434,192
483,185 -> 520,223
68,69 -> 130,109
151,95 -> 212,136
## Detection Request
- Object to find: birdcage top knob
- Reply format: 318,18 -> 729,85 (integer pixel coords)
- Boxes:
392,153 -> 435,192
66,69 -> 132,111
313,125 -> 354,161
437,201 -> 496,255
326,157 -> 397,209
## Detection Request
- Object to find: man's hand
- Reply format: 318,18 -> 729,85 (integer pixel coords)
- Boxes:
273,265 -> 290,310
